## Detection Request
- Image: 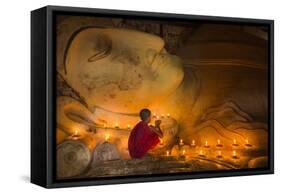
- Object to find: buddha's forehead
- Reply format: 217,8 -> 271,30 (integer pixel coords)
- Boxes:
77,27 -> 165,51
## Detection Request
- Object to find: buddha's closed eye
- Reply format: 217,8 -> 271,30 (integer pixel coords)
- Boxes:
88,34 -> 112,63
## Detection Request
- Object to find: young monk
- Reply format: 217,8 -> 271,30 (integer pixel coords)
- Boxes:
128,108 -> 163,158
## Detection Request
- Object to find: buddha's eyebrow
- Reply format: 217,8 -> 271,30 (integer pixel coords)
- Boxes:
63,26 -> 105,75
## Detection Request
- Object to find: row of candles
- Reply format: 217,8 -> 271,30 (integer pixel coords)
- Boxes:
71,129 -> 112,143
98,112 -> 171,130
178,138 -> 252,148
153,113 -> 170,120
102,123 -> 131,129
69,112 -> 171,144
165,138 -> 253,160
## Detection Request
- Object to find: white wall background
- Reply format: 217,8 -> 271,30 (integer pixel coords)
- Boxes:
0,0 -> 279,192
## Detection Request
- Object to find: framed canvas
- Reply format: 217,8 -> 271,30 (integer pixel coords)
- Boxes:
31,5 -> 274,188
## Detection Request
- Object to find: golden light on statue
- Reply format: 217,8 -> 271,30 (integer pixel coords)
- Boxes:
232,150 -> 239,159
216,150 -> 223,159
204,140 -> 210,148
71,129 -> 80,140
232,139 -> 239,146
245,139 -> 252,147
191,139 -> 196,147
216,139 -> 223,147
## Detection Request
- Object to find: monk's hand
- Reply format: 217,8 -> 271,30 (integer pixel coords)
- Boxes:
155,120 -> 161,128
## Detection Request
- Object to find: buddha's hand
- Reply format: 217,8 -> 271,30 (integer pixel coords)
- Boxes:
57,96 -> 96,137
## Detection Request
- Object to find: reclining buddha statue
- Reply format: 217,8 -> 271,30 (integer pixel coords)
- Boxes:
56,19 -> 268,162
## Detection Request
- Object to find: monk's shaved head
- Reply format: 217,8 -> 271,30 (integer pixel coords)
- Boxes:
140,108 -> 151,122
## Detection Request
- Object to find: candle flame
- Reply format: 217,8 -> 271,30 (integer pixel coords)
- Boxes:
167,113 -> 170,117
127,124 -> 131,128
218,150 -> 221,155
232,150 -> 236,156
199,150 -> 203,155
217,139 -> 221,144
191,139 -> 195,145
233,139 -> 237,144
246,139 -> 249,144
205,141 -> 208,146
105,134 -> 110,141
166,150 -> 170,156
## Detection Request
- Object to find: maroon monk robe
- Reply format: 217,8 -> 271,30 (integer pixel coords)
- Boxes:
128,121 -> 160,158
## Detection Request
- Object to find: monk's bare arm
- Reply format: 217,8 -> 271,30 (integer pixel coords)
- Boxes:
149,125 -> 163,138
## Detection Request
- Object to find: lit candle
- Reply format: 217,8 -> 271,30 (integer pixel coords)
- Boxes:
167,113 -> 170,118
179,139 -> 184,146
74,130 -> 78,136
127,124 -> 131,129
115,123 -> 119,128
199,149 -> 205,157
216,150 -> 223,159
216,139 -> 223,147
191,139 -> 196,147
232,150 -> 239,159
232,139 -> 239,146
245,139 -> 252,147
105,134 -> 110,141
156,115 -> 160,120
153,113 -> 157,118
204,140 -> 210,148
161,114 -> 165,118
166,150 -> 170,156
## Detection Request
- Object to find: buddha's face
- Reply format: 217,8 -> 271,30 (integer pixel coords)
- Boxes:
64,28 -> 184,113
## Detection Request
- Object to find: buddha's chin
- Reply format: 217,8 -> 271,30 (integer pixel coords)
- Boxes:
155,61 -> 184,94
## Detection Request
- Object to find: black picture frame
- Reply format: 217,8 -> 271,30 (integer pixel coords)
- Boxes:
31,5 -> 274,188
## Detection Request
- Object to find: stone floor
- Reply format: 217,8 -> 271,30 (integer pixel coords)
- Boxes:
76,155 -> 236,178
